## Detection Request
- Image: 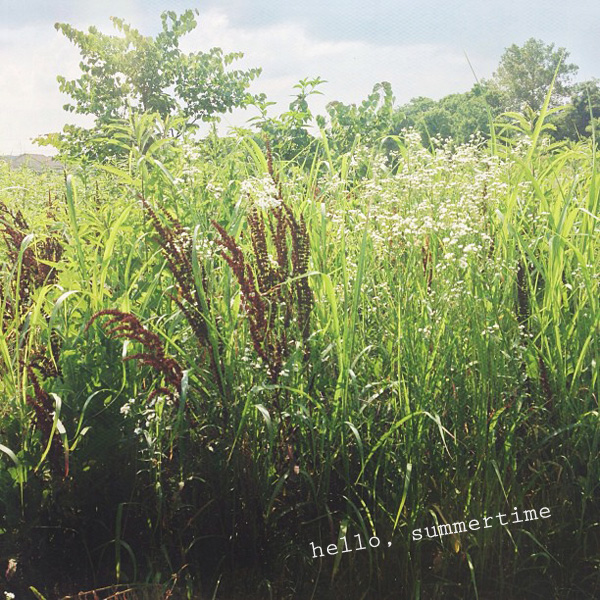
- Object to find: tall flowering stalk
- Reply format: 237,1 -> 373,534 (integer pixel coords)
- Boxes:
213,157 -> 313,382
26,340 -> 66,476
85,309 -> 183,402
139,196 -> 210,348
139,195 -> 231,424
26,367 -> 64,473
0,200 -> 63,321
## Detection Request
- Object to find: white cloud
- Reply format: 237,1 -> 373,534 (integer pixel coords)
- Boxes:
0,24 -> 92,155
0,7 -> 496,155
183,9 -> 495,131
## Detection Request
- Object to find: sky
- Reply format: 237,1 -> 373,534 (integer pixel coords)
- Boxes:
1,0 -> 599,155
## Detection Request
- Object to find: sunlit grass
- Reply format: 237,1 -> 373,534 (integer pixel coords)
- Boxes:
0,115 -> 598,598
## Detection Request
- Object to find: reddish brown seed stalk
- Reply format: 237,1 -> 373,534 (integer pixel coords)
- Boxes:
421,235 -> 433,293
86,309 -> 183,401
212,166 -> 313,381
26,365 -> 66,476
0,200 -> 63,313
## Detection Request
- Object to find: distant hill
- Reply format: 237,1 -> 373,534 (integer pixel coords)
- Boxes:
0,153 -> 63,173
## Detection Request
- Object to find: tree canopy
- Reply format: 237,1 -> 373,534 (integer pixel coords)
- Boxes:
491,38 -> 578,112
45,10 -> 261,159
40,19 -> 598,164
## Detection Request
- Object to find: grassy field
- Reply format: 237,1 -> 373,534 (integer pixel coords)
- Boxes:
0,108 -> 598,599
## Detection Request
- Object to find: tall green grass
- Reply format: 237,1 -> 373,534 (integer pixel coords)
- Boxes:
0,114 -> 598,599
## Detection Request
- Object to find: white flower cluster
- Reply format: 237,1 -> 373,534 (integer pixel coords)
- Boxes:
322,132 -> 516,285
205,181 -> 224,200
240,176 -> 281,210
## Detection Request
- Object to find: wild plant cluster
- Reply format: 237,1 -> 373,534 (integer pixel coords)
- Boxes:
213,157 -> 312,383
85,310 -> 183,403
0,118 -> 598,600
0,199 -> 63,321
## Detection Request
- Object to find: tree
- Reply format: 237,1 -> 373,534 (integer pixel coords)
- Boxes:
322,81 -> 402,155
41,10 -> 261,160
436,83 -> 504,143
392,83 -> 504,147
259,77 -> 327,163
551,79 -> 600,141
492,38 -> 578,112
